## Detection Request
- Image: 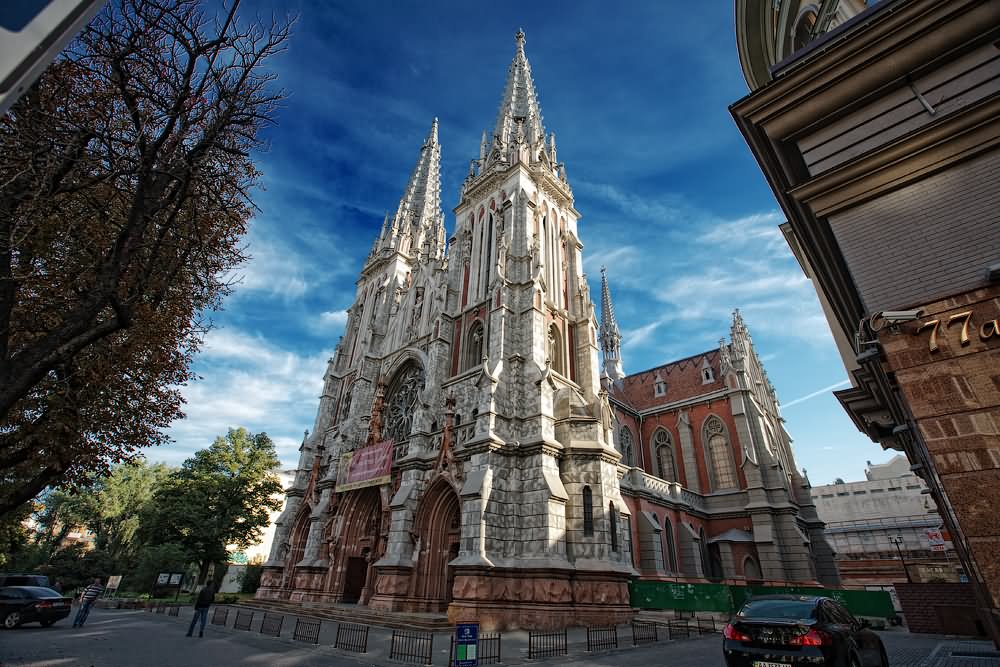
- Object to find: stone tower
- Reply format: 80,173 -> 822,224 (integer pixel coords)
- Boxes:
258,31 -> 634,630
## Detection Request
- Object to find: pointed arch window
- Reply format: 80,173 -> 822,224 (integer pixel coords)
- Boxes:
464,320 -> 484,372
743,556 -> 762,580
548,324 -> 565,376
609,502 -> 619,552
663,517 -> 678,572
582,486 -> 594,536
619,425 -> 634,467
704,416 -> 738,491
654,429 -> 677,482
699,527 -> 710,577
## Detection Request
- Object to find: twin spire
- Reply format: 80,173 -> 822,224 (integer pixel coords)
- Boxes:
370,118 -> 445,263
490,29 -> 546,154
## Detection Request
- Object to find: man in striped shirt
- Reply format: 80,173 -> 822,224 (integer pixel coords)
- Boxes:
72,578 -> 103,628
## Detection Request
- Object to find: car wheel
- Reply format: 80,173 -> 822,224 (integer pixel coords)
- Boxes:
3,612 -> 21,629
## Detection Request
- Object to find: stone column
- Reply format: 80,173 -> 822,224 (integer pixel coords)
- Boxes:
677,411 -> 701,493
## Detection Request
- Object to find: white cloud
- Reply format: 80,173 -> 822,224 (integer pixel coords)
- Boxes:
162,327 -> 333,470
782,380 -> 851,409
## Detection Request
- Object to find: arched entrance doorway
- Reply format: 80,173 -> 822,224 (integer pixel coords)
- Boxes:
411,479 -> 461,611
328,486 -> 382,604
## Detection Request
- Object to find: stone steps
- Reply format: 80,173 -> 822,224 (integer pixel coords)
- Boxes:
236,599 -> 452,631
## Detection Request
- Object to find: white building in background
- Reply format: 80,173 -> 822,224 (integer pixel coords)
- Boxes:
811,456 -> 952,563
219,468 -> 295,593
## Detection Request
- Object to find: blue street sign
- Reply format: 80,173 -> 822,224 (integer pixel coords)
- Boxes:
454,622 -> 479,667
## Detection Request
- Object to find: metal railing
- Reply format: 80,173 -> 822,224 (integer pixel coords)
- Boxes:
631,620 -> 659,645
211,607 -> 229,625
167,605 -> 179,617
335,622 -> 369,653
293,618 -> 321,644
696,618 -> 718,635
389,629 -> 434,665
259,612 -> 283,637
667,620 -> 690,639
233,609 -> 254,631
155,603 -> 166,614
527,629 -> 568,659
449,632 -> 501,665
586,625 -> 618,651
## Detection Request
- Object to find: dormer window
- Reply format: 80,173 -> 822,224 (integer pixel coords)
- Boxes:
701,366 -> 714,384
653,373 -> 667,397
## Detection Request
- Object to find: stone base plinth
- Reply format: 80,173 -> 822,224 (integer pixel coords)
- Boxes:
286,566 -> 327,603
372,564 -> 634,630
255,567 -> 289,601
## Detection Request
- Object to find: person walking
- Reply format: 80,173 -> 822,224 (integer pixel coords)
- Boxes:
72,578 -> 103,628
186,582 -> 216,638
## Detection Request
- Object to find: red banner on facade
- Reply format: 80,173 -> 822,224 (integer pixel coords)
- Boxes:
337,439 -> 393,492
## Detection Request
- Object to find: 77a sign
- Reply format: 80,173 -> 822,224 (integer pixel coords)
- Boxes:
915,310 -> 1000,353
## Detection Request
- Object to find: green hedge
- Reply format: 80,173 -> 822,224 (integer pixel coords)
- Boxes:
629,580 -> 895,619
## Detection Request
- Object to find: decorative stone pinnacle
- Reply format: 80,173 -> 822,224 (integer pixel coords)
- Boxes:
516,28 -> 525,49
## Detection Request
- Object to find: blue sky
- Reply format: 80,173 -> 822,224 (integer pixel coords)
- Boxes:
162,1 -> 894,485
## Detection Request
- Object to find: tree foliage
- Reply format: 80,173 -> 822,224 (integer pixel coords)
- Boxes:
0,0 -> 291,516
142,428 -> 283,581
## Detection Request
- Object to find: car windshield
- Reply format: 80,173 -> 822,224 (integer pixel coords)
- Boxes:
738,599 -> 817,620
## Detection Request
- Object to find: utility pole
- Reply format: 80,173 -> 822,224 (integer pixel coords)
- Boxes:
889,534 -> 912,583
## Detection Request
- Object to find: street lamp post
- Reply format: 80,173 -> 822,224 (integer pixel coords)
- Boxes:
889,534 -> 912,583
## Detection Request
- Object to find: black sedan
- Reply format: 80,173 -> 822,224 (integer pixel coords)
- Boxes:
0,586 -> 73,629
723,595 -> 888,667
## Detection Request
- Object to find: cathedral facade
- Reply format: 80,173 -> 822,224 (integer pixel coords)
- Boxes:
257,32 -> 837,630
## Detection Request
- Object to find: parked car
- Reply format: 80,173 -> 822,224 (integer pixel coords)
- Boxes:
0,586 -> 73,629
0,574 -> 49,587
722,595 -> 888,667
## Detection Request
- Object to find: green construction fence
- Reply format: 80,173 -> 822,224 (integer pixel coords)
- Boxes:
629,580 -> 896,619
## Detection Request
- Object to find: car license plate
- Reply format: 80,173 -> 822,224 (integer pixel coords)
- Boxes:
753,662 -> 790,667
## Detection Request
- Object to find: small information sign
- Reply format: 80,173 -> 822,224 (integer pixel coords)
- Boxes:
454,623 -> 478,667
156,573 -> 170,585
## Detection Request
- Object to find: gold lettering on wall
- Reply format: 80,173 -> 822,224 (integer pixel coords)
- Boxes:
947,311 -> 973,346
982,319 -> 1000,341
916,319 -> 941,352
915,309 -> 1000,352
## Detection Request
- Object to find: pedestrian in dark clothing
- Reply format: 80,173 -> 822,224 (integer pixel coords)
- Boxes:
51,579 -> 63,593
73,578 -> 103,627
186,583 -> 216,637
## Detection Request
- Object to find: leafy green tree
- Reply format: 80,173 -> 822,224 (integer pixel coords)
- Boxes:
0,502 -> 35,569
142,428 -> 283,582
130,542 -> 192,595
75,460 -> 170,565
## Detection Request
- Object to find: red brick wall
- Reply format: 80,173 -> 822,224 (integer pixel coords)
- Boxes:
895,582 -> 983,636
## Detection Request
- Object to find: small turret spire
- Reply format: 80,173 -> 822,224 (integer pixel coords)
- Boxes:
599,266 -> 625,382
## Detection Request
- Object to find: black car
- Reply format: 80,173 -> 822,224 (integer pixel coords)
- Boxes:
0,586 -> 73,629
722,595 -> 888,667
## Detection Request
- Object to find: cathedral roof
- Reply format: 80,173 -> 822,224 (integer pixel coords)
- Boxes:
611,349 -> 725,411
490,30 -> 545,154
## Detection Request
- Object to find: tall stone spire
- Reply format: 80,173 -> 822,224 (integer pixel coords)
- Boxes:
377,118 -> 444,260
599,266 -> 625,382
490,30 -> 545,153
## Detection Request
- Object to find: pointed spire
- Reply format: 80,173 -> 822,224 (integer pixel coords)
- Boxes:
599,266 -> 625,382
490,29 -> 545,155
377,118 -> 443,261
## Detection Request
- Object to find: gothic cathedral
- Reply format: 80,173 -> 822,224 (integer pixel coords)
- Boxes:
257,31 -> 838,630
